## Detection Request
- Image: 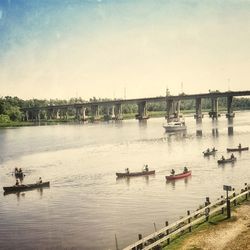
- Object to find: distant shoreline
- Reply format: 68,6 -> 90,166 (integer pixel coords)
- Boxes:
0,108 -> 249,128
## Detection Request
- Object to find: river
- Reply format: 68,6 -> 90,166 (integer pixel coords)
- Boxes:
0,111 -> 250,249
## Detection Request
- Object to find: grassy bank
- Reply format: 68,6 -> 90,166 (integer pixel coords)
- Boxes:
162,196 -> 249,250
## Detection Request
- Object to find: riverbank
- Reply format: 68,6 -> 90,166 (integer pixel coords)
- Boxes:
164,200 -> 250,250
0,108 -> 249,128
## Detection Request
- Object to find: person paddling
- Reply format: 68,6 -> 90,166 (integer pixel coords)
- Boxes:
171,169 -> 175,175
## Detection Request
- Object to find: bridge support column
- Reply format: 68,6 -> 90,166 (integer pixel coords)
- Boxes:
103,106 -> 111,121
136,101 -> 149,120
60,108 -> 68,120
52,109 -> 59,120
25,111 -> 30,121
166,99 -> 180,122
115,103 -> 123,120
91,105 -> 100,121
226,96 -> 235,118
209,98 -> 219,119
36,110 -> 41,122
111,106 -> 115,119
46,109 -> 53,120
75,107 -> 82,121
82,107 -> 87,121
194,98 -> 203,120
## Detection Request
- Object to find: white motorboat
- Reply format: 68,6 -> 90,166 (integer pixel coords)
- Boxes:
163,121 -> 187,132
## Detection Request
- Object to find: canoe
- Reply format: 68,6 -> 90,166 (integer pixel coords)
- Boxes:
116,170 -> 155,178
226,147 -> 249,152
203,150 -> 217,156
3,181 -> 50,193
217,158 -> 237,164
165,171 -> 191,180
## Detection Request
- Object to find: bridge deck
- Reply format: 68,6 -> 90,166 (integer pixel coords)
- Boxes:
21,90 -> 250,111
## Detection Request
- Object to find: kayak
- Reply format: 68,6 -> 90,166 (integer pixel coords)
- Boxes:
203,150 -> 217,156
116,170 -> 155,178
165,171 -> 191,180
217,158 -> 237,164
3,181 -> 50,193
226,147 -> 248,152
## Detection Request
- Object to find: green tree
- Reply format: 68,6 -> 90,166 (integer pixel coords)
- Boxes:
0,114 -> 11,123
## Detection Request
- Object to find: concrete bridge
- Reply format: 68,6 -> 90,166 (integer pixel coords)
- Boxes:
21,90 -> 250,122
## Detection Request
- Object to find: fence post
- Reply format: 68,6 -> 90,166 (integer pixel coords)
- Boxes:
245,183 -> 248,200
137,234 -> 142,250
205,197 -> 210,221
165,221 -> 170,245
115,234 -> 119,250
221,195 -> 224,214
187,210 -> 191,232
232,188 -> 236,206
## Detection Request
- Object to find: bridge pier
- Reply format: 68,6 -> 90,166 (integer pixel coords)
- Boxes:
114,103 -> 123,120
136,101 -> 149,120
25,111 -> 30,121
60,108 -> 68,120
194,98 -> 203,120
209,98 -> 219,119
52,109 -> 59,120
166,99 -> 180,122
82,107 -> 88,121
75,106 -> 87,121
46,109 -> 52,120
91,104 -> 100,121
36,110 -> 41,122
103,106 -> 112,121
226,96 -> 235,118
75,107 -> 81,121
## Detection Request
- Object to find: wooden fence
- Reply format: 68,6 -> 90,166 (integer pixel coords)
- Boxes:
123,183 -> 249,250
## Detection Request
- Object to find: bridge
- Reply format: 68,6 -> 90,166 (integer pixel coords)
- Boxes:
21,90 -> 250,122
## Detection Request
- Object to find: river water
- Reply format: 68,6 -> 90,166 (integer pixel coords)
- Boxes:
0,111 -> 250,250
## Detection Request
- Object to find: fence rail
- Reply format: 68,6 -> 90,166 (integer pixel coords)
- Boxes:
123,184 -> 249,250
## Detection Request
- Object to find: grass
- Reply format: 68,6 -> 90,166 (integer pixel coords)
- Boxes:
162,197 -> 249,250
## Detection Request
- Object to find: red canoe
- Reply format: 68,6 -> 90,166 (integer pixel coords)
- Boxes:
165,171 -> 192,180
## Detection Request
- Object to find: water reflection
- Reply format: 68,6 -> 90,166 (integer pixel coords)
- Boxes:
38,188 -> 44,198
116,175 -> 151,186
164,131 -> 187,141
138,120 -> 147,128
212,128 -> 219,137
116,177 -> 130,186
196,130 -> 202,137
166,176 -> 191,190
218,161 -> 236,170
196,119 -> 202,136
227,118 -> 234,136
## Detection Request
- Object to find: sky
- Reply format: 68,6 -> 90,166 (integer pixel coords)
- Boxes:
0,0 -> 250,100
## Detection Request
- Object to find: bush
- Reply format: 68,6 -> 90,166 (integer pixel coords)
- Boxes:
0,114 -> 11,123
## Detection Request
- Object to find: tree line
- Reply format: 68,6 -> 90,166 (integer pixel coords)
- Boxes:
0,96 -> 250,122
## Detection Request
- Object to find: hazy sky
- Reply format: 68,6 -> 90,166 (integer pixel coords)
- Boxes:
0,0 -> 250,100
